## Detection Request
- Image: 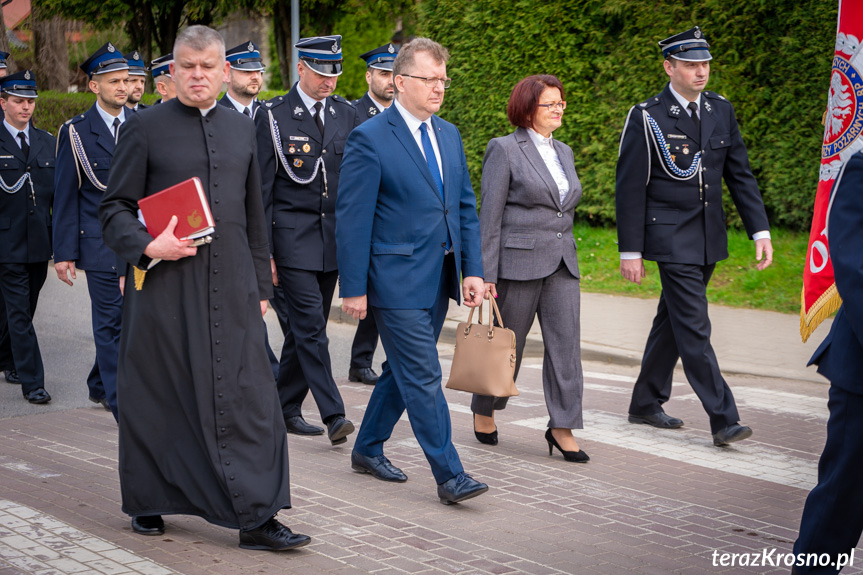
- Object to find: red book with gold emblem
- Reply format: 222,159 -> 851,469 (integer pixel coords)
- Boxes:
137,177 -> 215,241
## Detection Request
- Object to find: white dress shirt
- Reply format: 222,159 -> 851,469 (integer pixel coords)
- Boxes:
3,119 -> 29,148
392,98 -> 443,183
620,86 -> 769,261
527,128 -> 569,204
297,84 -> 325,127
224,92 -> 256,116
95,101 -> 125,134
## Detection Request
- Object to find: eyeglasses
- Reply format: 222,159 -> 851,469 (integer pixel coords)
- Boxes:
537,101 -> 567,110
400,74 -> 452,89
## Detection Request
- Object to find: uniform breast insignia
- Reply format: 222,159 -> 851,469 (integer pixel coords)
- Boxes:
703,100 -> 712,113
288,145 -> 296,154
293,106 -> 303,116
289,136 -> 309,141
682,144 -> 690,155
668,133 -> 687,140
369,107 -> 377,116
329,105 -> 336,117
669,104 -> 680,116
302,143 -> 311,153
293,159 -> 303,168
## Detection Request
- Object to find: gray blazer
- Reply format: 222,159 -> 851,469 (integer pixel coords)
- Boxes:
480,127 -> 582,283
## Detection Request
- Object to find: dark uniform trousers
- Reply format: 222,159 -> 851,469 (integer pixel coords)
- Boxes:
53,103 -> 124,419
0,126 -> 55,395
616,85 -> 770,434
256,85 -> 359,423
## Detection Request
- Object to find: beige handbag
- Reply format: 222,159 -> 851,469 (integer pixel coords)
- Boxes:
445,297 -> 519,397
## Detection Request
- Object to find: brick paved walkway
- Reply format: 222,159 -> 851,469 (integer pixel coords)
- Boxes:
0,349 -> 856,575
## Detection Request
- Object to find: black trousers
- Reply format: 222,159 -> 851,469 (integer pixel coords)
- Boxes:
0,289 -> 13,371
0,262 -> 48,394
275,266 -> 344,422
349,314 -> 379,369
628,262 -> 739,433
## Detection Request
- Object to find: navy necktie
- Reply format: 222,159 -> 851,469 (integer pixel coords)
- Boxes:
17,132 -> 28,158
112,117 -> 121,143
688,101 -> 700,139
419,122 -> 444,203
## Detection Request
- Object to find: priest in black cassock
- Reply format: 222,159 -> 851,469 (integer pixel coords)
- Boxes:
100,25 -> 310,551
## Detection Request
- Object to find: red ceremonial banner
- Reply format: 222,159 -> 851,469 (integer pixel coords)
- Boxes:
800,0 -> 863,342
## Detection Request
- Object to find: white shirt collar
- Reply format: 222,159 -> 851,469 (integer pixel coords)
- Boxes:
3,119 -> 29,144
393,98 -> 432,135
367,92 -> 387,112
296,83 -> 325,116
199,100 -> 218,116
225,92 -> 256,114
668,83 -> 702,113
95,101 -> 125,133
527,127 -> 553,148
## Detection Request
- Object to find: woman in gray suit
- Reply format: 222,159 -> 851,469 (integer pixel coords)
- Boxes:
472,75 -> 587,462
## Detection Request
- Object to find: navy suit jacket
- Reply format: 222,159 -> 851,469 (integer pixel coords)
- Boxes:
53,102 -> 121,273
0,124 -> 55,263
809,150 -> 863,395
336,104 -> 482,309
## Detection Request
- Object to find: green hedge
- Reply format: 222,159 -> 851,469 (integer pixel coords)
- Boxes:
419,0 -> 836,231
32,91 -> 163,135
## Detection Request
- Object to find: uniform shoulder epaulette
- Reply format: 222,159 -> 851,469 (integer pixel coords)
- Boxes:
636,96 -> 662,110
262,95 -> 287,110
32,126 -> 54,137
350,98 -> 360,107
330,94 -> 352,107
702,90 -> 727,101
64,114 -> 86,125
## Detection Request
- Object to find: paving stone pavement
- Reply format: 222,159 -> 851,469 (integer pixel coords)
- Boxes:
0,350 -> 857,575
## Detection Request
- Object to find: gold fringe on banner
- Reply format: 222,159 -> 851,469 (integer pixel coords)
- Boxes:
800,284 -> 841,343
133,267 -> 147,291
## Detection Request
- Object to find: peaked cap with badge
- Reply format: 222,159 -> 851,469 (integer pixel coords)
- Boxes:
81,42 -> 129,77
296,35 -> 343,77
659,26 -> 713,62
1,70 -> 38,98
150,53 -> 173,78
359,43 -> 398,71
226,40 -> 265,71
124,51 -> 148,76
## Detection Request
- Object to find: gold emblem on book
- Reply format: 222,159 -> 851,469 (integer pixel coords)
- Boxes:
188,209 -> 203,228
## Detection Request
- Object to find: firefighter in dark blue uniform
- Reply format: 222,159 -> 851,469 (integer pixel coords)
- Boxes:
615,27 -> 773,446
0,71 -> 55,403
255,35 -> 359,444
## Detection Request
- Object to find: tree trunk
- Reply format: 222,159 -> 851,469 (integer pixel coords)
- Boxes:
273,0 -> 291,90
31,2 -> 70,90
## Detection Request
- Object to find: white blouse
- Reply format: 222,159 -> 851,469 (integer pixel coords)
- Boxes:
527,128 -> 569,204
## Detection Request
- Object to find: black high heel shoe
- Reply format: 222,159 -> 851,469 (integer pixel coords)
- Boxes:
545,428 -> 589,462
474,414 -> 498,446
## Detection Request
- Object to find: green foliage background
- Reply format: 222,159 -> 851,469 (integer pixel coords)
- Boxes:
419,0 -> 836,231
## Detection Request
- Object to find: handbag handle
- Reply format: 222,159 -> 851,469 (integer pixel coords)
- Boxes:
462,297 -> 507,340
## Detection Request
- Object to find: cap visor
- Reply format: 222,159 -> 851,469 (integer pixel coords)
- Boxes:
671,49 -> 713,62
304,61 -> 343,77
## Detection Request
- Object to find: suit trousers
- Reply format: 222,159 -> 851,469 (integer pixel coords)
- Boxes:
275,266 -> 345,422
84,270 -> 122,420
263,282 -> 291,382
350,314 -> 379,369
628,262 -> 739,433
793,385 -> 863,574
356,255 -> 464,484
471,264 -> 584,429
0,262 -> 48,394
0,289 -> 12,372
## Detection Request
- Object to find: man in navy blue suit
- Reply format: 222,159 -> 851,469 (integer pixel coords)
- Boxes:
792,150 -> 863,574
53,43 -> 128,420
336,37 -> 489,505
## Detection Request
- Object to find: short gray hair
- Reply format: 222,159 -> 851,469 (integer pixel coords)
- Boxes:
173,25 -> 225,61
392,37 -> 449,78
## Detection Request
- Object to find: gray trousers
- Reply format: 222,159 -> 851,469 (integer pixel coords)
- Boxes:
471,264 -> 584,429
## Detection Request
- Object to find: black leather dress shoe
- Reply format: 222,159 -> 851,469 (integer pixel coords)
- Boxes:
131,515 -> 165,536
351,451 -> 407,482
239,517 -> 311,551
628,411 -> 684,429
326,416 -> 355,445
25,388 -> 51,404
348,367 -> 379,385
89,396 -> 110,411
437,473 -> 488,505
713,423 -> 753,446
4,369 -> 19,384
284,415 -> 324,436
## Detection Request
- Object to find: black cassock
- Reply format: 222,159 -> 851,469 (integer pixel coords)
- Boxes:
100,99 -> 290,530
